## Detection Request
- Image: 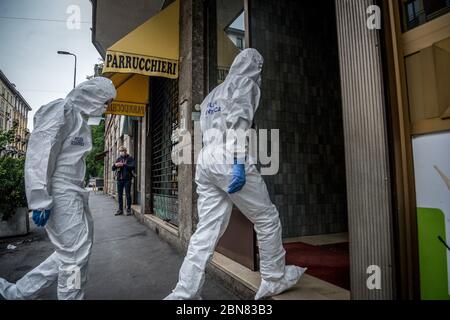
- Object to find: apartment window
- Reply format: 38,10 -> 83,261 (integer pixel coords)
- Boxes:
236,37 -> 244,50
401,0 -> 450,31
208,0 -> 246,88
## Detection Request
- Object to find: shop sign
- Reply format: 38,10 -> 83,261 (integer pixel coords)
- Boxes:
106,101 -> 146,117
104,51 -> 178,79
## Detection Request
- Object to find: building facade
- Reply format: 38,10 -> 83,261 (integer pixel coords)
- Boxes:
92,0 -> 450,300
0,70 -> 31,157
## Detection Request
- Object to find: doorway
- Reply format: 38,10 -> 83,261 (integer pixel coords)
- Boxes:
206,0 -> 258,271
205,0 -> 350,289
247,0 -> 350,290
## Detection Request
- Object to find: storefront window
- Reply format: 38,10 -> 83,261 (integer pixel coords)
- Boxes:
208,0 -> 246,90
150,77 -> 179,225
401,0 -> 450,32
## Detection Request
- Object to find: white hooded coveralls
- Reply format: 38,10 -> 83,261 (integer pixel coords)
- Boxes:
0,77 -> 116,300
166,49 -> 306,300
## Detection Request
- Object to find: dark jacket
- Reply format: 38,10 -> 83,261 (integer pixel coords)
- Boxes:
112,154 -> 136,181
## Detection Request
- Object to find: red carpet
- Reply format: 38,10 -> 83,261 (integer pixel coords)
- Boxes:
284,242 -> 350,290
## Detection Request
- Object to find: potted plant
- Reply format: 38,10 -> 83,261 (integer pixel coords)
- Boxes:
0,126 -> 29,238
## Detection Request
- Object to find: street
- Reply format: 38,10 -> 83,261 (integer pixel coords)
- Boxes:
0,192 -> 238,300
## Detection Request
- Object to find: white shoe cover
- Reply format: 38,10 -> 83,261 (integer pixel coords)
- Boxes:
255,265 -> 307,300
164,292 -> 203,300
0,278 -> 18,300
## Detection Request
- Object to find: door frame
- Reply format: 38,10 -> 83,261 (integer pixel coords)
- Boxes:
206,0 -> 258,271
384,2 -> 450,299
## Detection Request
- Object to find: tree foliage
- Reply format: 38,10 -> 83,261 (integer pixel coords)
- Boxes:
0,156 -> 26,220
0,124 -> 27,221
0,125 -> 16,151
85,121 -> 105,183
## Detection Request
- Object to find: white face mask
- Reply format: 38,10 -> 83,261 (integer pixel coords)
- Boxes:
87,116 -> 103,126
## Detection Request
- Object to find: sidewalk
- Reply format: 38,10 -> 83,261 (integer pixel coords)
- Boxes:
0,192 -> 237,300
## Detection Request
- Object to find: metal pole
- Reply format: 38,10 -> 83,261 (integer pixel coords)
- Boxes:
57,51 -> 77,89
73,54 -> 77,89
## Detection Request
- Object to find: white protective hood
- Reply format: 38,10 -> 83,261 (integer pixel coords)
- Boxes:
200,48 -> 264,162
227,48 -> 264,89
65,77 -> 116,117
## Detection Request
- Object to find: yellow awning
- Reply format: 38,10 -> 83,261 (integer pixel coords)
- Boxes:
102,0 -> 179,79
102,0 -> 179,117
104,73 -> 149,117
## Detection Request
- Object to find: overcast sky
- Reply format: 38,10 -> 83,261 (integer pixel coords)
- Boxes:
229,11 -> 244,30
0,0 -> 102,131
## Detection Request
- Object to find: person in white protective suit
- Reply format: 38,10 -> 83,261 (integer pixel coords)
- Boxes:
0,77 -> 116,300
165,48 -> 306,300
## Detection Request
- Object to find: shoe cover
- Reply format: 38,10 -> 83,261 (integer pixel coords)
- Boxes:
255,265 -> 307,300
0,278 -> 20,300
164,292 -> 203,300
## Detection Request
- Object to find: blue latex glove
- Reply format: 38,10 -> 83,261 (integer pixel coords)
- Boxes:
32,209 -> 51,227
227,160 -> 246,194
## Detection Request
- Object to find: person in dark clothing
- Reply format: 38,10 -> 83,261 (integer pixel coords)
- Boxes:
112,146 -> 135,216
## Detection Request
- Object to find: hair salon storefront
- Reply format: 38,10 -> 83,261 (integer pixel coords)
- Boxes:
93,0 -> 450,300
99,0 -> 180,227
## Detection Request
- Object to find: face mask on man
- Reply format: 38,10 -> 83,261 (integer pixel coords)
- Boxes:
120,152 -> 126,157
